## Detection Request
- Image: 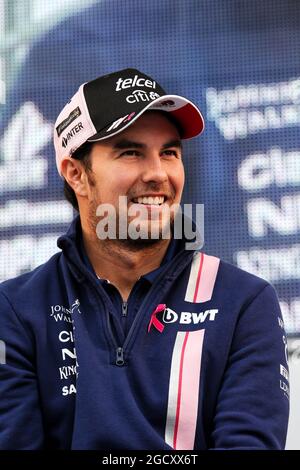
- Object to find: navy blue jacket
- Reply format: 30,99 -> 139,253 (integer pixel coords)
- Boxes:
0,218 -> 289,449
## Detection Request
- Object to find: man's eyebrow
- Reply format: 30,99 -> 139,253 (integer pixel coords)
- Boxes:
113,139 -> 146,150
113,138 -> 182,150
161,139 -> 182,150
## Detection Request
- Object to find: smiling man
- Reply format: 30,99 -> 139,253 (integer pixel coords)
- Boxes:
62,110 -> 185,301
0,69 -> 289,450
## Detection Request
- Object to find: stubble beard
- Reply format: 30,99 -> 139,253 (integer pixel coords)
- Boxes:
88,196 -> 174,252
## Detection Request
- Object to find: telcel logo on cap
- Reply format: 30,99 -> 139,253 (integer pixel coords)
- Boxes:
115,75 -> 157,91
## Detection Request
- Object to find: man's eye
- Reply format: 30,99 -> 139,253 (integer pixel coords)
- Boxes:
120,150 -> 140,157
162,150 -> 179,157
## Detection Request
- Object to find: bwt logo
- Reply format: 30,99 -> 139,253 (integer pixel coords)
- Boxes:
163,307 -> 219,324
0,340 -> 6,364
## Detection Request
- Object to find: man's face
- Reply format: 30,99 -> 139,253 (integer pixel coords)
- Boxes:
84,111 -> 185,247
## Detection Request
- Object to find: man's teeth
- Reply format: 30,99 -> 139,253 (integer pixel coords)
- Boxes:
133,196 -> 165,205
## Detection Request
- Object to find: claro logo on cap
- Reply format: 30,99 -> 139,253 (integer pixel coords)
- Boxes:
56,106 -> 81,137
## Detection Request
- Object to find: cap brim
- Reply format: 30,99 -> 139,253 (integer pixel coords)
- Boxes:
87,94 -> 204,142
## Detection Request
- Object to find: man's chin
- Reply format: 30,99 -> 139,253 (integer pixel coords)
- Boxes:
117,236 -> 165,250
114,222 -> 173,250
94,216 -> 174,249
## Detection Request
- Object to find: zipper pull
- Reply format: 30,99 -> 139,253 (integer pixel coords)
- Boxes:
122,302 -> 128,317
116,347 -> 125,366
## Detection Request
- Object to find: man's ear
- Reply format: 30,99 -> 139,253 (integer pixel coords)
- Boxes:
60,157 -> 89,197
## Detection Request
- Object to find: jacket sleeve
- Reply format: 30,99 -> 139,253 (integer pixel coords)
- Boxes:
211,284 -> 289,449
0,291 -> 44,449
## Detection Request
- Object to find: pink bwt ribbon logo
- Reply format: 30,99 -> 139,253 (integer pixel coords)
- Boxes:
148,304 -> 166,333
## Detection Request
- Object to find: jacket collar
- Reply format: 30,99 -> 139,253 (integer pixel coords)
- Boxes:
57,214 -> 202,283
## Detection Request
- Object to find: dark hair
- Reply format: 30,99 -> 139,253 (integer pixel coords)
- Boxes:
63,141 -> 94,211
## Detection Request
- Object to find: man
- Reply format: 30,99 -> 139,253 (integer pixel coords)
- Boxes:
0,69 -> 289,450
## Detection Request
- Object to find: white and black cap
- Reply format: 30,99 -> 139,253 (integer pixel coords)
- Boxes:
54,68 -> 205,175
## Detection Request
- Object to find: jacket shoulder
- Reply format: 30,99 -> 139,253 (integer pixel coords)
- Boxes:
218,258 -> 269,290
0,252 -> 63,299
216,257 -> 278,309
193,252 -> 270,291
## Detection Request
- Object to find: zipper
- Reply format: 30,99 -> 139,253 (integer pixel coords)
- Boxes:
105,308 -> 125,367
115,347 -> 125,366
122,301 -> 128,317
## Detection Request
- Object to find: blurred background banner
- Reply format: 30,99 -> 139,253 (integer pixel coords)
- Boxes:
0,0 -> 299,448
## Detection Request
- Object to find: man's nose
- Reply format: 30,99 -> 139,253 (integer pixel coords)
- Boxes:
141,154 -> 168,184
